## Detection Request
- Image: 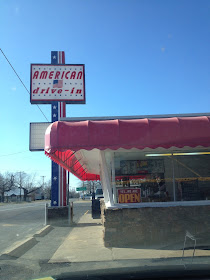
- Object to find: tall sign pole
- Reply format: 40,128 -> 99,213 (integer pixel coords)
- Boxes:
51,51 -> 67,207
30,51 -> 85,212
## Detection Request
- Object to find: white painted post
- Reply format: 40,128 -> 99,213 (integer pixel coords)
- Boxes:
99,151 -> 114,207
111,153 -> 117,203
99,164 -> 109,204
45,203 -> 48,225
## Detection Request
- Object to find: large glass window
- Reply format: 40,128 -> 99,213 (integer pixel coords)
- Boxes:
169,154 -> 210,201
109,150 -> 210,203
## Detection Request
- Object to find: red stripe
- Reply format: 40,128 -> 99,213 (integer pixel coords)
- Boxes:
58,166 -> 60,206
62,52 -> 65,64
61,169 -> 63,206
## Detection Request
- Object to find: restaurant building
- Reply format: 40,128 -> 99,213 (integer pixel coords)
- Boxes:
45,114 -> 210,246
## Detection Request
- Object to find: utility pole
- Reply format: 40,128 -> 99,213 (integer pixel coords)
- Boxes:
41,176 -> 46,188
10,175 -> 14,189
18,172 -> 22,202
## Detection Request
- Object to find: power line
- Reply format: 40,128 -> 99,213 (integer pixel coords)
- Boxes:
0,150 -> 28,158
0,48 -> 49,122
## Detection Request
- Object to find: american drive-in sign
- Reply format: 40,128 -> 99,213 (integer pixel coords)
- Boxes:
30,64 -> 85,104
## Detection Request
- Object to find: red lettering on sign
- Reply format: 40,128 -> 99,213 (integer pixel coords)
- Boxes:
61,71 -> 65,79
33,87 -> 39,93
40,71 -> 48,79
70,71 -> 76,79
32,88 -> 67,95
71,88 -> 75,94
76,89 -> 82,94
77,71 -> 83,79
33,71 -> 39,79
49,71 -> 54,79
55,71 -> 60,79
65,71 -> 70,79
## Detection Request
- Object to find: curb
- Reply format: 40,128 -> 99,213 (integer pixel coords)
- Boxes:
33,225 -> 53,237
0,225 -> 53,259
0,237 -> 37,258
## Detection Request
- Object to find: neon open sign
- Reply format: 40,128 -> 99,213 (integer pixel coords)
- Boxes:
30,64 -> 85,104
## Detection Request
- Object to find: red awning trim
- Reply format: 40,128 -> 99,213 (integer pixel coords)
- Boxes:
45,116 -> 210,180
45,150 -> 100,181
45,117 -> 210,153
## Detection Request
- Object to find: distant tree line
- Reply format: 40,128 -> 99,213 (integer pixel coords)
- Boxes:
77,180 -> 101,194
0,172 -> 51,202
69,189 -> 80,198
0,172 -> 102,202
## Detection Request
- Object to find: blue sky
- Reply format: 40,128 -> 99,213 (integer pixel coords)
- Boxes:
0,0 -> 209,187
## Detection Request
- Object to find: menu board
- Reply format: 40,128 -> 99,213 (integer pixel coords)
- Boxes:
116,159 -> 164,176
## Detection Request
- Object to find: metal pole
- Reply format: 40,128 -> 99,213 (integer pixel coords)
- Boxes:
19,172 -> 22,203
71,202 -> 73,223
41,176 -> 46,188
67,171 -> 70,206
45,203 -> 48,225
51,51 -> 66,207
68,203 -> 70,225
172,154 -> 176,201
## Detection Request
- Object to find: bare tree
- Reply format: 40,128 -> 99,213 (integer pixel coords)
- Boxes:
69,188 -> 80,198
24,173 -> 37,191
23,173 -> 39,201
0,172 -> 15,202
43,179 -> 51,200
15,172 -> 28,201
78,180 -> 101,194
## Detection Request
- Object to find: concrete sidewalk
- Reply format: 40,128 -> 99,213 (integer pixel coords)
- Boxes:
49,210 -> 210,263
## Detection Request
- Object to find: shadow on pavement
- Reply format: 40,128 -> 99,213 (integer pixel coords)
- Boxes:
73,222 -> 102,227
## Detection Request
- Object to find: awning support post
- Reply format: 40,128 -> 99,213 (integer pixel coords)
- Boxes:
99,151 -> 114,207
111,153 -> 117,203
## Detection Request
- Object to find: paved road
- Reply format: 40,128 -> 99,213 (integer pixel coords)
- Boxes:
0,201 -> 47,254
1,201 -> 210,280
0,199 -> 90,254
0,200 -> 93,280
70,199 -> 92,223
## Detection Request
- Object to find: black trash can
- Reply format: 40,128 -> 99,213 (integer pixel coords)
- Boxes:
91,199 -> 101,219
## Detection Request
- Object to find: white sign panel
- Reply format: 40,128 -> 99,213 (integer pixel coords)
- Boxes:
30,64 -> 85,104
30,122 -> 51,151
